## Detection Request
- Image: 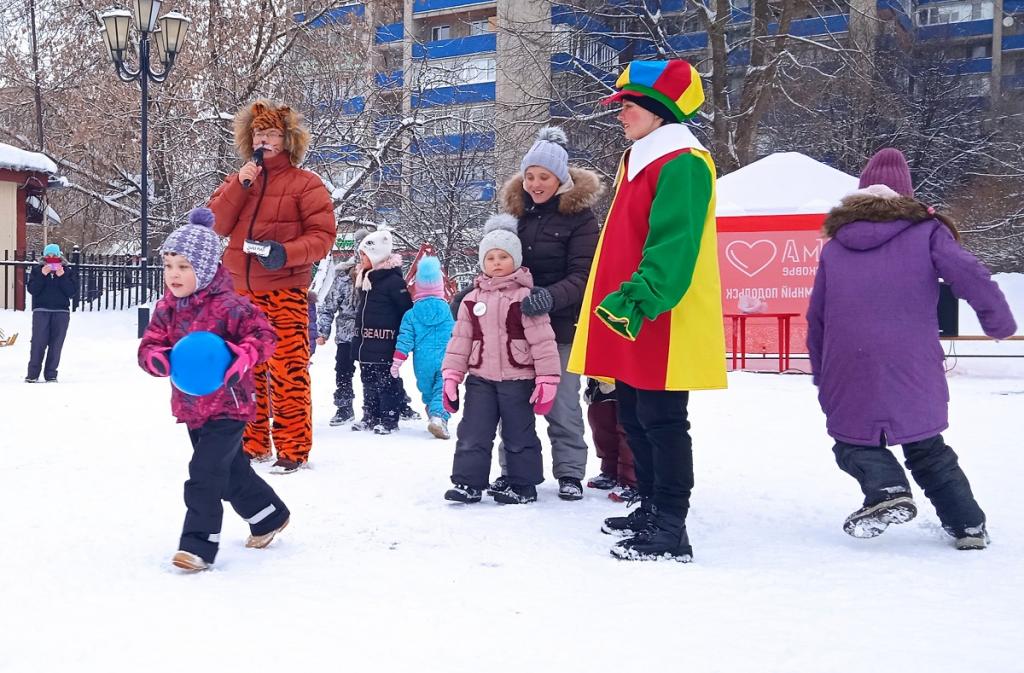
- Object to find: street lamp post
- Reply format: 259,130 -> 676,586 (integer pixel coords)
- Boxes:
100,1 -> 190,337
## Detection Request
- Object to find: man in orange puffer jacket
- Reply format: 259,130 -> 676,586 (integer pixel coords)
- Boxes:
209,99 -> 336,474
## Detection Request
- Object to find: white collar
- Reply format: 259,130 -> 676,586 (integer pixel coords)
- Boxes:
626,124 -> 707,182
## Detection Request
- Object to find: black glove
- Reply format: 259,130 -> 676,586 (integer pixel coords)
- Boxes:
521,286 -> 554,316
253,240 -> 286,270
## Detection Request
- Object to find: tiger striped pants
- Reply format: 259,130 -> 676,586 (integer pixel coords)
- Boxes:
242,287 -> 312,463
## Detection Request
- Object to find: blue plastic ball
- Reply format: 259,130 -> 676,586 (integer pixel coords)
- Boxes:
170,331 -> 232,396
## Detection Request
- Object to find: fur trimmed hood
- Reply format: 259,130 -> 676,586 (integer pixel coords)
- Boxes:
499,166 -> 605,217
233,98 -> 311,166
823,188 -> 931,239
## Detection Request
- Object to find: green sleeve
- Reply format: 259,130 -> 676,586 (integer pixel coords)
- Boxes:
596,152 -> 712,340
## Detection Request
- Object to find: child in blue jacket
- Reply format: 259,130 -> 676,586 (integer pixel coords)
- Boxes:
391,256 -> 455,439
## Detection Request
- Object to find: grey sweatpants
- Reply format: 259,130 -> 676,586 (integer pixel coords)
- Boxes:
27,310 -> 70,381
499,342 -> 588,480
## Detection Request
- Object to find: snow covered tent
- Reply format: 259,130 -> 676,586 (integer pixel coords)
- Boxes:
0,142 -> 59,309
714,152 -> 858,363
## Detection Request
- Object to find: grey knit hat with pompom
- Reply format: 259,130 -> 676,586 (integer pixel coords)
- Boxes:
520,126 -> 570,185
160,207 -> 222,291
478,213 -> 522,271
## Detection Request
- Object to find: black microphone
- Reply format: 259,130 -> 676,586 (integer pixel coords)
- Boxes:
242,147 -> 266,189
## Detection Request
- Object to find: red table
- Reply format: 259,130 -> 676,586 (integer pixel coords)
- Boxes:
724,312 -> 801,372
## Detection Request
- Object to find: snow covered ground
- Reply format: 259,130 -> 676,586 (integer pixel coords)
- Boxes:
1,307 -> 1022,673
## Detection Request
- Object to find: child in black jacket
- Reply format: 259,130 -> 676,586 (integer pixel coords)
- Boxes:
25,243 -> 77,383
351,230 -> 412,434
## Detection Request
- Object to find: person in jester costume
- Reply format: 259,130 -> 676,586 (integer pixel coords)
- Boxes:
569,59 -> 727,562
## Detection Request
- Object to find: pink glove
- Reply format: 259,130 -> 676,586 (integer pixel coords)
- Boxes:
530,375 -> 560,415
442,369 -> 464,414
142,347 -> 170,377
390,351 -> 407,378
224,341 -> 260,387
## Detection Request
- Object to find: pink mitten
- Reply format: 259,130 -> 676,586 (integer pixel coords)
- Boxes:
142,348 -> 171,377
442,369 -> 464,414
529,375 -> 560,415
390,351 -> 407,378
224,341 -> 259,387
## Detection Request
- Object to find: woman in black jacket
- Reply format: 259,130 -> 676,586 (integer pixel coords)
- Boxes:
493,127 -> 605,500
25,243 -> 77,383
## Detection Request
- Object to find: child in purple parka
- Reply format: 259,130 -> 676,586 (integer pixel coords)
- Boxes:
807,149 -> 1016,550
138,208 -> 291,572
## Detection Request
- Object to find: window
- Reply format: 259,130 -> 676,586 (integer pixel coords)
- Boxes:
460,57 -> 497,84
916,1 -> 988,25
469,19 -> 491,35
431,25 -> 451,41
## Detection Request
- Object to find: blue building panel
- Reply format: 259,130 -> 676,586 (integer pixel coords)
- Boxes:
307,144 -> 363,163
413,0 -> 494,14
945,56 -> 992,74
297,3 -> 365,28
768,13 -> 849,37
918,20 -> 993,41
413,131 -> 496,155
375,70 -> 404,88
551,3 -> 612,31
413,33 -> 497,59
413,82 -> 496,107
632,32 -> 708,56
1004,34 -> 1024,51
375,22 -> 403,43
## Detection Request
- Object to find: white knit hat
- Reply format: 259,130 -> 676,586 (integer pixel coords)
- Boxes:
359,230 -> 394,266
478,214 -> 522,271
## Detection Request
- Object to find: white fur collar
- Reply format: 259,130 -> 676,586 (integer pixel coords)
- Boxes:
626,124 -> 707,182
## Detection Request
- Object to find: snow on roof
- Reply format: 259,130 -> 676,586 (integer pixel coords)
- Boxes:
0,143 -> 58,175
716,152 -> 858,217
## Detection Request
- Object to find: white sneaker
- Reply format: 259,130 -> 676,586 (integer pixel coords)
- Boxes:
427,416 -> 450,440
171,550 -> 209,572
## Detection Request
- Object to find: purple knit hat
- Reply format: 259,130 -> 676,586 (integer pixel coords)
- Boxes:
160,207 -> 222,291
859,148 -> 914,197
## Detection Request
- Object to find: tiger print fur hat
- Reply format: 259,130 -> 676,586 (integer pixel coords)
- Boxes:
233,98 -> 311,166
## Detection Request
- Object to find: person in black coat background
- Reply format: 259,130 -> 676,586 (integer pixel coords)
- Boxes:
351,230 -> 413,433
494,126 -> 605,500
25,243 -> 77,383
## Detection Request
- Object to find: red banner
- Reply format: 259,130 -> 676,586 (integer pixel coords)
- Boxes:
717,214 -> 826,355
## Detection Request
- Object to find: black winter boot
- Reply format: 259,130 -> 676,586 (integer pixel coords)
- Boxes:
611,509 -> 693,562
445,484 -> 482,503
491,483 -> 538,504
330,402 -> 354,426
601,498 -> 655,537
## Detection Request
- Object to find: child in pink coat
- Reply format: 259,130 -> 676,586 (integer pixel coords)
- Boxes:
442,214 -> 561,504
138,208 -> 290,572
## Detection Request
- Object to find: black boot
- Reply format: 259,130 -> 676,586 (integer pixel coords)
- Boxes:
491,483 -> 538,504
611,509 -> 693,562
330,402 -> 354,426
601,498 -> 655,537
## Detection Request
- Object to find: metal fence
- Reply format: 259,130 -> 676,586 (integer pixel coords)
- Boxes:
0,248 -> 163,311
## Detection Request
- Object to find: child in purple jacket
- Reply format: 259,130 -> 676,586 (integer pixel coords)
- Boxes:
441,215 -> 561,505
807,149 -> 1016,550
138,208 -> 290,572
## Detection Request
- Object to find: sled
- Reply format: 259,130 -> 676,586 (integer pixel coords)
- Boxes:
0,332 -> 17,347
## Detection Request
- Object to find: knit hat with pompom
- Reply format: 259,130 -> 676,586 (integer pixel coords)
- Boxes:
478,213 -> 522,271
414,256 -> 445,300
160,207 -> 222,291
520,126 -> 571,187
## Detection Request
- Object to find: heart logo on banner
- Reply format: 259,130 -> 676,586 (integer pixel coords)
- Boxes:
725,240 -> 777,278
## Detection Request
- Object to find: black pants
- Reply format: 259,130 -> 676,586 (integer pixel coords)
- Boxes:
182,419 -> 290,563
451,377 -> 543,489
832,434 -> 985,534
360,362 -> 403,430
334,341 -> 355,407
27,311 -> 70,380
616,383 -> 692,518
